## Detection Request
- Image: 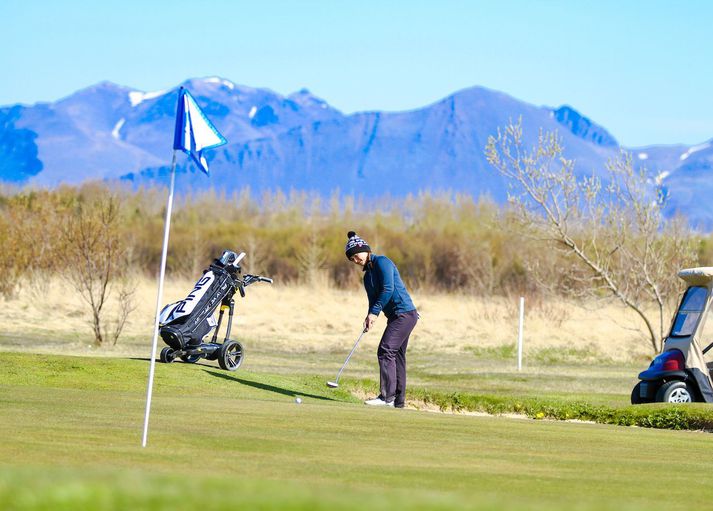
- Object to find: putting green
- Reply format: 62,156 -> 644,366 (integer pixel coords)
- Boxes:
1,353 -> 713,510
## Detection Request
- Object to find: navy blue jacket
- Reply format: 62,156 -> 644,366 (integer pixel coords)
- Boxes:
363,254 -> 416,318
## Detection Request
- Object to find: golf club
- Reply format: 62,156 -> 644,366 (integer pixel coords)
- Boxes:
326,328 -> 367,388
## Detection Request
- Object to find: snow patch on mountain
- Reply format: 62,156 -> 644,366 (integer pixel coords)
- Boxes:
111,118 -> 125,140
680,142 -> 711,161
203,76 -> 235,90
655,170 -> 670,185
128,89 -> 169,107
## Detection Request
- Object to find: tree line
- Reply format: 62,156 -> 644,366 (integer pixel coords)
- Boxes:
2,182 -> 710,298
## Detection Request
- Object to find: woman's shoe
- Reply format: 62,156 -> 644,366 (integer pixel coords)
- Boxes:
364,397 -> 394,407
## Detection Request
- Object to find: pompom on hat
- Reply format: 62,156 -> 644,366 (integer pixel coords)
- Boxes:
345,231 -> 371,259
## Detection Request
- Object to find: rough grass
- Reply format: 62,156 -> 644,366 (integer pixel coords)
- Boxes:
346,378 -> 713,430
1,276 -> 658,362
4,353 -> 713,511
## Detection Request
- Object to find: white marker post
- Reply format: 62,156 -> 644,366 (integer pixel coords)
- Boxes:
517,296 -> 524,371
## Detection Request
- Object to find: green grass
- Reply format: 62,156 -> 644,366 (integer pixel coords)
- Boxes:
3,352 -> 713,510
240,343 -> 642,406
465,343 -> 608,365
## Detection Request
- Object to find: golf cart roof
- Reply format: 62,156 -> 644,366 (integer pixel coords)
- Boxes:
678,267 -> 713,286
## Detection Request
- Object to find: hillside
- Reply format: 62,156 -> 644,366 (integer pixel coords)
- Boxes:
1,77 -> 710,224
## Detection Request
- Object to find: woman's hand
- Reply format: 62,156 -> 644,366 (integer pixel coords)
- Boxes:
364,313 -> 378,332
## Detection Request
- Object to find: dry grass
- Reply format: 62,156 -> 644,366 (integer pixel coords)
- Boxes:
0,274 -> 657,362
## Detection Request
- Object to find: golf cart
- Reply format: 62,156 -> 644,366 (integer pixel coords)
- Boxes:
158,250 -> 272,371
632,267 -> 713,404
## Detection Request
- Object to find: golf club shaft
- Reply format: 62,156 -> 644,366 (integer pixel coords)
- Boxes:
333,330 -> 366,384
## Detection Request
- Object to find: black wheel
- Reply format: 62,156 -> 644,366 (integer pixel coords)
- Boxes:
655,381 -> 695,403
160,347 -> 176,364
218,340 -> 244,371
180,354 -> 201,364
631,382 -> 645,404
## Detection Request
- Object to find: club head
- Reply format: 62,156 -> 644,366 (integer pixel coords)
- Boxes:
326,381 -> 339,388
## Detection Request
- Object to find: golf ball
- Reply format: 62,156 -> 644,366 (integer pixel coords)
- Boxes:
295,397 -> 302,404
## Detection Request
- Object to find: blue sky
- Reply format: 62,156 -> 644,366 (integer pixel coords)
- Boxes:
1,0 -> 711,146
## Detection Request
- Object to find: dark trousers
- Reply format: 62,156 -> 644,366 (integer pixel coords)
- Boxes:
378,310 -> 418,406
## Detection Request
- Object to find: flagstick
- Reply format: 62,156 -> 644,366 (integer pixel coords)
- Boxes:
142,151 -> 177,447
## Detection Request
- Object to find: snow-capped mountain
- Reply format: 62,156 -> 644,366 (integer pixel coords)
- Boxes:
0,76 -> 711,226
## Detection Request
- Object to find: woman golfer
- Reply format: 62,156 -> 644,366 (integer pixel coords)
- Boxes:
345,231 -> 418,408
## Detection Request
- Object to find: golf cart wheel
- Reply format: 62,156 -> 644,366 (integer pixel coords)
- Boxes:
180,354 -> 201,364
218,340 -> 244,371
160,347 -> 176,364
655,381 -> 695,403
630,382 -> 649,405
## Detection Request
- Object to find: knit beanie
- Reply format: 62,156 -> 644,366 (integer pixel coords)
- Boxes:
345,231 -> 371,259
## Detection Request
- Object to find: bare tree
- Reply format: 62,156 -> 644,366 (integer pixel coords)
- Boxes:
453,238 -> 498,295
244,233 -> 264,276
0,212 -> 25,298
0,191 -> 71,299
185,225 -> 208,279
59,195 -> 136,346
485,120 -> 696,353
296,227 -> 328,287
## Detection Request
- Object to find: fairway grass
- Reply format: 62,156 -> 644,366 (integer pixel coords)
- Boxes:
2,353 -> 713,510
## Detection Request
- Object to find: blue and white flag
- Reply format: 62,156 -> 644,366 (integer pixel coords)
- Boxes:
173,87 -> 227,174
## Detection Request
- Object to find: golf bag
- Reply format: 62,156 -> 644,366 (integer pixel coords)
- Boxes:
159,250 -> 243,350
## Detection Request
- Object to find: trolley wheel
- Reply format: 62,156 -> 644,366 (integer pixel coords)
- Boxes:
218,340 -> 244,371
180,354 -> 201,364
160,347 -> 176,364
